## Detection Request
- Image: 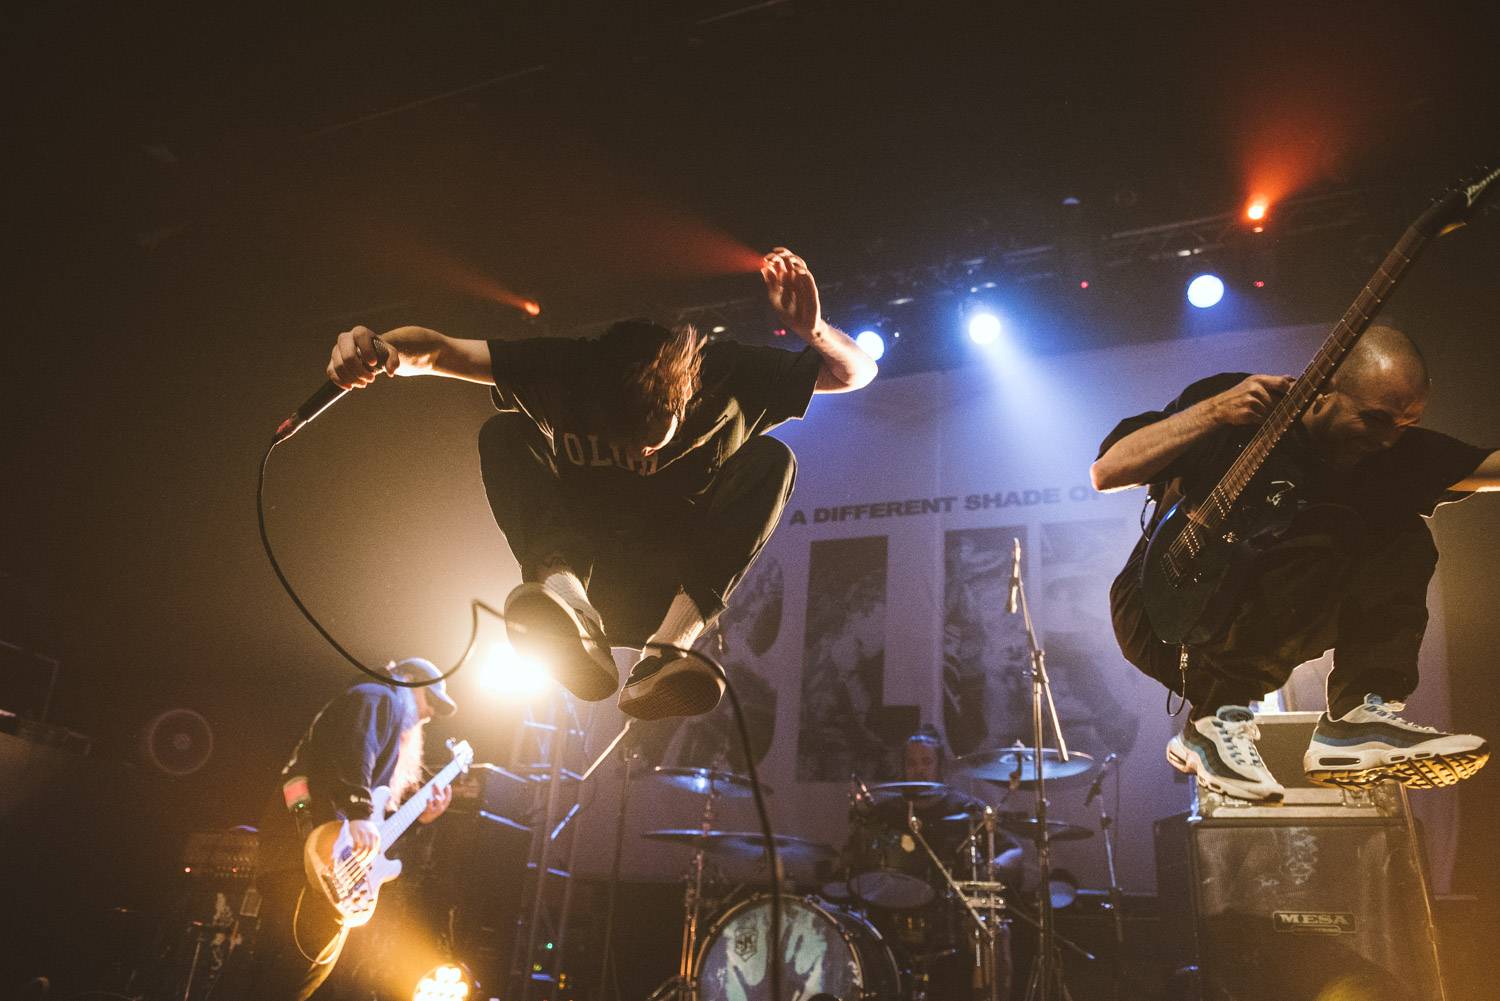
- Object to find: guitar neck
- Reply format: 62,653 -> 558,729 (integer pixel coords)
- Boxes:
1196,194 -> 1458,528
379,754 -> 466,848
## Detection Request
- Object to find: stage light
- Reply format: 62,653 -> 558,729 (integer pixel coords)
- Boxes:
1186,274 -> 1225,309
854,329 -> 886,361
1246,198 -> 1269,222
475,641 -> 551,699
413,963 -> 472,1001
522,300 -> 542,318
967,311 -> 1002,345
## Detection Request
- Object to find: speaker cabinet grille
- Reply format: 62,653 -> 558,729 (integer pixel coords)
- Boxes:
1155,813 -> 1441,1001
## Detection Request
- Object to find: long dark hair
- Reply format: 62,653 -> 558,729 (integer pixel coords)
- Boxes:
599,319 -> 706,447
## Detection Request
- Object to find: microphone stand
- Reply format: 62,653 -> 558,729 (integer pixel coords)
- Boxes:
1010,538 -> 1074,1001
1086,756 -> 1126,1001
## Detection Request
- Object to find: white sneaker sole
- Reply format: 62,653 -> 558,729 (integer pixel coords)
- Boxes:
618,657 -> 725,721
1304,740 -> 1490,790
1167,736 -> 1284,804
503,583 -> 618,701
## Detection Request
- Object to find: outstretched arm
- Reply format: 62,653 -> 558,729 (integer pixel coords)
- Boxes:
326,325 -> 494,390
761,248 -> 877,393
1451,450 -> 1500,493
1090,374 -> 1293,491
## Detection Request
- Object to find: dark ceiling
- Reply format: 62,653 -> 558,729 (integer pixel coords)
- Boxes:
10,0 -> 1499,334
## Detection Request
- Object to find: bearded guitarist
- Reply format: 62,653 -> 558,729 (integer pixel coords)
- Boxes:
1093,325 -> 1498,803
245,658 -> 458,1000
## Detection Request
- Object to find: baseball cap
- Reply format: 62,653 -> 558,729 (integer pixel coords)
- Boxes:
387,657 -> 458,718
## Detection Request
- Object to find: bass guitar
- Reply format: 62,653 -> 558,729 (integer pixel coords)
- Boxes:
302,738 -> 473,926
1140,164 -> 1499,647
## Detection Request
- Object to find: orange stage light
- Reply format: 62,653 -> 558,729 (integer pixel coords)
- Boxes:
1246,199 -> 1269,222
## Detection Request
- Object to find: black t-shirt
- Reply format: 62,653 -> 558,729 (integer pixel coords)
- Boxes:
488,336 -> 822,498
1097,372 -> 1493,527
256,682 -> 415,871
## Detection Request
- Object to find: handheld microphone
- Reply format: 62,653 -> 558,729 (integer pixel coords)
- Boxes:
1084,752 -> 1119,806
273,340 -> 389,443
1007,537 -> 1022,614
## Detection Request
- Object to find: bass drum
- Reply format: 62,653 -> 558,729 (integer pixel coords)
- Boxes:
694,893 -> 901,1001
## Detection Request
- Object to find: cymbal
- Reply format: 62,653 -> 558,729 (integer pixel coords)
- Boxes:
651,766 -> 773,798
956,746 -> 1095,785
642,829 -> 837,866
994,816 -> 1094,842
865,780 -> 949,799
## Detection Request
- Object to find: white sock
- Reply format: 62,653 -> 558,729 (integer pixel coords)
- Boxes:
542,567 -> 591,611
646,591 -> 706,657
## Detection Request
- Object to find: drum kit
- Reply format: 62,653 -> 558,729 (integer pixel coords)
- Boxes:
639,748 -> 1112,1001
635,539 -> 1121,1000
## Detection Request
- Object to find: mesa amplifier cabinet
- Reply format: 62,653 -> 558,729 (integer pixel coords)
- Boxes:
1155,811 -> 1441,1000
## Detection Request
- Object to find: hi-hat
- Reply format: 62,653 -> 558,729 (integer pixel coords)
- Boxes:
643,829 -> 836,867
957,746 -> 1095,785
651,766 -> 772,798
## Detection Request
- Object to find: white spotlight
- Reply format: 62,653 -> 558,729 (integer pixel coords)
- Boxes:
854,329 -> 886,361
475,641 -> 551,699
967,311 -> 1002,345
1187,274 -> 1225,309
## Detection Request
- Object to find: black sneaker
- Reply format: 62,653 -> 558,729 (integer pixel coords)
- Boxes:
503,582 -> 618,701
1303,694 -> 1490,790
617,651 -> 725,720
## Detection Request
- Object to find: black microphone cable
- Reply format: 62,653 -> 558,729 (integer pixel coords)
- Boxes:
258,433 -> 785,1000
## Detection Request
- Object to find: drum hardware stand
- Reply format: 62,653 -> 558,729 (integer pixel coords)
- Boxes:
1086,753 -> 1128,1001
1008,537 -> 1075,1001
647,767 -> 725,1001
906,806 -> 1005,1001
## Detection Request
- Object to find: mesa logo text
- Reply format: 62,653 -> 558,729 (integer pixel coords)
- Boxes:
1272,911 -> 1357,935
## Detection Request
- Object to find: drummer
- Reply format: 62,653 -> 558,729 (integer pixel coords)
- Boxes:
890,726 -> 1019,1001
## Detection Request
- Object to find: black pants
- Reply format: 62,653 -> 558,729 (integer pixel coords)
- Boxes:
240,868 -> 348,1001
479,414 -> 798,647
1111,506 -> 1436,717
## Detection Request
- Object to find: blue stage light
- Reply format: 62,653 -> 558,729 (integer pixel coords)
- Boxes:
855,329 -> 886,361
1187,274 -> 1225,309
967,311 -> 1002,345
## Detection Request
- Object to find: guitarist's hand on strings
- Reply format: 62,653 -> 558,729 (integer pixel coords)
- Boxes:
1092,373 -> 1295,492
348,819 -> 382,860
1207,374 -> 1294,426
418,784 -> 453,824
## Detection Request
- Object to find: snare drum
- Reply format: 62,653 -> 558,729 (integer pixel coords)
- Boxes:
694,893 -> 901,1001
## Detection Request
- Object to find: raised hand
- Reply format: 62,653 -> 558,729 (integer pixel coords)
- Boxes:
760,247 -> 822,340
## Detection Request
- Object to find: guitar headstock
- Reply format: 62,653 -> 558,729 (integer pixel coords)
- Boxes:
446,737 -> 475,772
1421,162 -> 1500,237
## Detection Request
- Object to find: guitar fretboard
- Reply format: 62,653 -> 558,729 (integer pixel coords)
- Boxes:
1180,182 -> 1475,547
